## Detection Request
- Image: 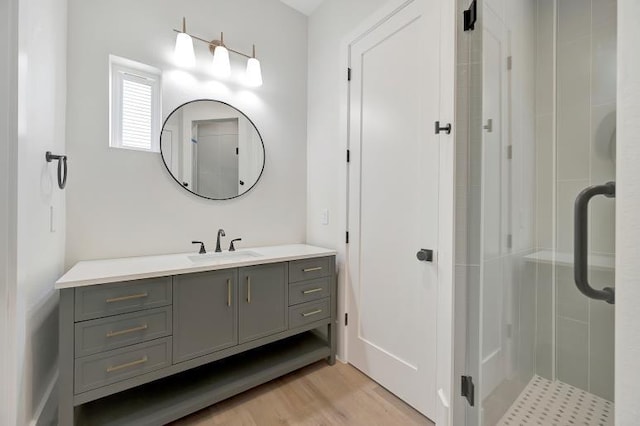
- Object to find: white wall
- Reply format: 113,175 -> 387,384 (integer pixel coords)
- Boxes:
616,0 -> 640,423
14,0 -> 68,424
306,0 -> 387,252
65,0 -> 308,266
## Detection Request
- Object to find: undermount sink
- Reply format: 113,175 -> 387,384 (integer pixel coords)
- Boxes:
187,250 -> 262,263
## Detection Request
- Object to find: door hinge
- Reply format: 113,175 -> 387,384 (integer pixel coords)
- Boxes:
347,149 -> 351,163
461,376 -> 475,406
347,67 -> 352,81
346,231 -> 350,244
236,147 -> 239,155
507,145 -> 513,159
463,0 -> 477,31
345,313 -> 349,326
507,55 -> 513,70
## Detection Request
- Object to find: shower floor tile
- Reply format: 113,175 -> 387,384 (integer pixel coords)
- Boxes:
496,375 -> 613,426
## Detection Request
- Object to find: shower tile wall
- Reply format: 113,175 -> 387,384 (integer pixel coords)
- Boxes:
534,0 -> 616,402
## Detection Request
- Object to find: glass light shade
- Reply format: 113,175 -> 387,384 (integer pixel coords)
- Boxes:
212,45 -> 231,78
245,57 -> 263,87
174,33 -> 195,68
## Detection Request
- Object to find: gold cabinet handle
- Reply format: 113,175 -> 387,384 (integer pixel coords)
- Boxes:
106,293 -> 148,303
106,356 -> 148,373
106,324 -> 148,338
302,288 -> 323,295
247,276 -> 251,304
303,267 -> 323,273
227,279 -> 232,307
302,309 -> 323,317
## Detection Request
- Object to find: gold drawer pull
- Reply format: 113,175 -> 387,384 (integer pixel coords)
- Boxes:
106,356 -> 148,373
106,324 -> 148,338
227,279 -> 232,307
302,309 -> 323,317
303,288 -> 323,295
106,293 -> 148,303
303,267 -> 323,273
247,276 -> 251,304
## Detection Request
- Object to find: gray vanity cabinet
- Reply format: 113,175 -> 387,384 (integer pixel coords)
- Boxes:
173,269 -> 238,363
238,263 -> 287,344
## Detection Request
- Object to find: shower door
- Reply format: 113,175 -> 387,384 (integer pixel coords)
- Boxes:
458,0 -> 617,425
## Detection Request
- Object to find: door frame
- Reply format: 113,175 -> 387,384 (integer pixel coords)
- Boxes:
337,0 -> 456,424
0,0 -> 19,424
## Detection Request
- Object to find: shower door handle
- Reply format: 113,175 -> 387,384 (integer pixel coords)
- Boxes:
574,181 -> 615,304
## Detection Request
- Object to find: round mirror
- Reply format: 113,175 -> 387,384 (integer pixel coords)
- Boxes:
160,100 -> 265,200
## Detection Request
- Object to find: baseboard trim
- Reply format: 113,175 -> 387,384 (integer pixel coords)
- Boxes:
30,370 -> 58,426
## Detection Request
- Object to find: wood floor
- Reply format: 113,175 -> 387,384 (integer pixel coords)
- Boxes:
169,361 -> 434,426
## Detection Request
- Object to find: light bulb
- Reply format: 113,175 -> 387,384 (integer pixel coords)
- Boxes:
245,57 -> 263,87
212,45 -> 231,78
174,32 -> 195,68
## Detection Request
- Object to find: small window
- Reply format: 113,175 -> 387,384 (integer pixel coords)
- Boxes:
109,55 -> 161,152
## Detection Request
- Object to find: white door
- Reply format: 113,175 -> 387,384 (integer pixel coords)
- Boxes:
347,0 -> 440,418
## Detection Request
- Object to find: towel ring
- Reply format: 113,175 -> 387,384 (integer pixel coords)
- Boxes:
45,151 -> 68,190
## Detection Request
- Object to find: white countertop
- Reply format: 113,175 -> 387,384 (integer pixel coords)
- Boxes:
55,244 -> 337,289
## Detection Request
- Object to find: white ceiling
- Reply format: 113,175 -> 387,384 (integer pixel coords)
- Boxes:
279,0 -> 325,16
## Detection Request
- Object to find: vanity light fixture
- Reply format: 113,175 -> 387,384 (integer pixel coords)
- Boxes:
173,18 -> 263,87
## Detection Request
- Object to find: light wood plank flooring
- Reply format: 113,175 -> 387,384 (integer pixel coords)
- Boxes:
170,361 -> 434,426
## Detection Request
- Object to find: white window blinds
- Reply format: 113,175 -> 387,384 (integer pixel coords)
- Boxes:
121,76 -> 153,150
109,56 -> 161,152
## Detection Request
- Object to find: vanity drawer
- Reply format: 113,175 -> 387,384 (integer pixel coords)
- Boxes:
288,298 -> 330,329
288,257 -> 332,283
75,277 -> 172,321
289,277 -> 331,306
74,306 -> 172,358
74,337 -> 172,394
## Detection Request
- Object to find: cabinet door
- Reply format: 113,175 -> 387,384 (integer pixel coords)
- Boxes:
239,263 -> 287,344
173,269 -> 238,363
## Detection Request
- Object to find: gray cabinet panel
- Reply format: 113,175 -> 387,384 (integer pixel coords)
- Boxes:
75,337 -> 172,394
75,277 -> 172,321
288,298 -> 330,329
289,277 -> 331,306
239,263 -> 287,344
288,257 -> 332,282
75,306 -> 172,358
173,269 -> 238,363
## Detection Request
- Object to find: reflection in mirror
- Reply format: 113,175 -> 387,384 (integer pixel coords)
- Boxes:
160,100 -> 265,200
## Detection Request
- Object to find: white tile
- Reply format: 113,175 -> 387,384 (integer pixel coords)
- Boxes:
590,103 -> 617,184
591,24 -> 617,106
556,179 -> 590,254
557,37 -> 591,181
558,0 -> 592,43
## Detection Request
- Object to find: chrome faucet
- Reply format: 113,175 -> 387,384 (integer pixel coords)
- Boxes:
215,229 -> 226,253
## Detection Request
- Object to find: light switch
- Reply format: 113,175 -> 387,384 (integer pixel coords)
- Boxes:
320,208 -> 329,225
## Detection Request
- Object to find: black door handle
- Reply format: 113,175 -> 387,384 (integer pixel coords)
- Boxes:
574,182 -> 615,304
416,249 -> 433,262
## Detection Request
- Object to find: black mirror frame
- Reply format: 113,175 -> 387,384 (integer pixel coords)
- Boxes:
160,99 -> 266,201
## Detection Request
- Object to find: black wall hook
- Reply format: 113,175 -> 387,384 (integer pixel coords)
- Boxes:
45,151 -> 68,189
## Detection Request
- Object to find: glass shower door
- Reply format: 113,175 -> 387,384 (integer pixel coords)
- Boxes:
459,0 -> 617,424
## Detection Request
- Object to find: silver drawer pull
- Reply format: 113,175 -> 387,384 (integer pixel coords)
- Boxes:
302,309 -> 323,317
302,288 -> 323,295
227,279 -> 232,307
106,293 -> 148,303
303,267 -> 323,273
106,356 -> 148,373
106,324 -> 148,338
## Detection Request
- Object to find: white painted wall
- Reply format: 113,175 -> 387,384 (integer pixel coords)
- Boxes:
14,0 -> 68,424
65,0 -> 308,266
615,0 -> 640,423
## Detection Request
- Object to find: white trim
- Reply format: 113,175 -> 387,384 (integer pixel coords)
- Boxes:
0,0 -> 19,424
29,371 -> 58,426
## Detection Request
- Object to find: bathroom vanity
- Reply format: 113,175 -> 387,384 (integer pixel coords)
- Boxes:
56,244 -> 337,425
